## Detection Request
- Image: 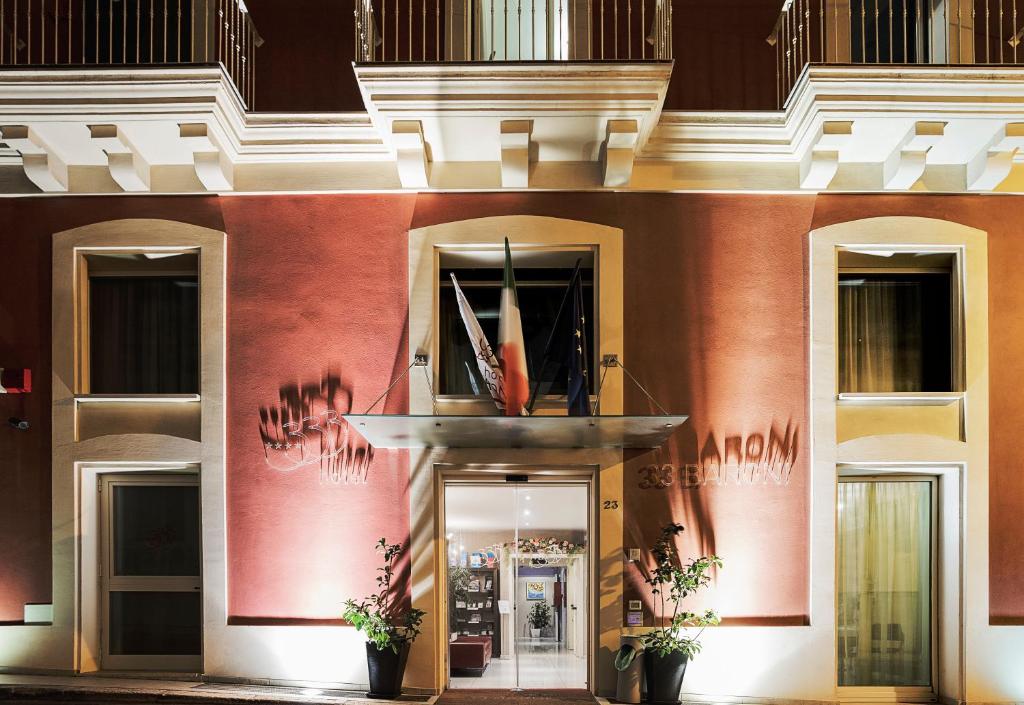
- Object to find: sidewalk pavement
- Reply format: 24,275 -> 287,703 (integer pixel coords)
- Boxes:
0,674 -> 434,705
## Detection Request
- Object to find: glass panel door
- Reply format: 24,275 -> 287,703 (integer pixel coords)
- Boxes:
837,478 -> 934,688
101,475 -> 202,671
513,484 -> 588,690
444,481 -> 588,691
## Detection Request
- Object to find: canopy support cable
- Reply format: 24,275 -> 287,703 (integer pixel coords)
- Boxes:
363,354 -> 429,414
597,354 -> 670,416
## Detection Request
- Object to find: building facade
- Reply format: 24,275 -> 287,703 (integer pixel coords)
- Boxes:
1,1 -> 1024,703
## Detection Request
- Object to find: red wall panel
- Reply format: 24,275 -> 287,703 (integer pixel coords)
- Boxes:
0,196 -> 223,622
0,199 -> 52,624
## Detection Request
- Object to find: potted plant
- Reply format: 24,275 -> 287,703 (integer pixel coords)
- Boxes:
527,601 -> 551,639
615,523 -> 722,705
343,538 -> 426,700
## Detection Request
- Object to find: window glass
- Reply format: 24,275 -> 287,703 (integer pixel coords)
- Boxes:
109,591 -> 201,656
439,263 -> 595,397
837,480 -> 932,687
88,253 -> 199,394
838,272 -> 952,393
113,484 -> 201,577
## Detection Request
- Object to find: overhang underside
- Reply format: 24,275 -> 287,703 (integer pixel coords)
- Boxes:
341,414 -> 689,449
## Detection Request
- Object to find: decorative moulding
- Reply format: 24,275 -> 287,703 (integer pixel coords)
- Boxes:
352,61 -> 673,187
1,65 -> 1024,192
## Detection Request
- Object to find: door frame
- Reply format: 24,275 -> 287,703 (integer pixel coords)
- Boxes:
435,464 -> 598,693
98,472 -> 203,671
835,474 -> 940,702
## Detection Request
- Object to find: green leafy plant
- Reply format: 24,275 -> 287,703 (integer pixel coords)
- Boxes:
343,538 -> 426,653
616,523 -> 722,668
527,600 -> 552,630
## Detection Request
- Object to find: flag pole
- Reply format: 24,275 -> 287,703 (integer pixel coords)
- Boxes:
525,258 -> 583,415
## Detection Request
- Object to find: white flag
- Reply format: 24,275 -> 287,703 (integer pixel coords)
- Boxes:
451,273 -> 505,411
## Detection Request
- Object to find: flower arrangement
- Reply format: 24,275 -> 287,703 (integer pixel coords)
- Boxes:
514,537 -> 585,555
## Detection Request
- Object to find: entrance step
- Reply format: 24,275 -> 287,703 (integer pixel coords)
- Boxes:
435,690 -> 596,705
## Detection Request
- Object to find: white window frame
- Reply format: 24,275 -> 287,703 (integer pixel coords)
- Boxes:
408,215 -> 624,419
835,473 -> 940,702
835,245 -> 966,402
75,248 -> 202,400
99,472 -> 202,672
51,219 -> 226,676
435,243 -> 599,408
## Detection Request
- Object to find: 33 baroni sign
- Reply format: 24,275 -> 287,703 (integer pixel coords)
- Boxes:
639,423 -> 799,489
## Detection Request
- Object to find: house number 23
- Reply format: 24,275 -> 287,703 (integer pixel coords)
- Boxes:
602,500 -> 620,510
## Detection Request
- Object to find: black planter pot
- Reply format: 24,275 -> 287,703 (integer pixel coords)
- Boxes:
365,641 -> 410,700
643,648 -> 689,705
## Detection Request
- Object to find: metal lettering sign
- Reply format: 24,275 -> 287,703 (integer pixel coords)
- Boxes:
639,422 -> 800,489
261,409 -> 371,485
258,372 -> 373,485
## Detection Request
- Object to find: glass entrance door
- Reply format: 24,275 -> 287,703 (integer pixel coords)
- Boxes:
100,474 -> 202,671
444,480 -> 589,691
837,477 -> 936,690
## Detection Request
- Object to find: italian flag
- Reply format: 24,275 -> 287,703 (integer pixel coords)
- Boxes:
499,238 -> 530,416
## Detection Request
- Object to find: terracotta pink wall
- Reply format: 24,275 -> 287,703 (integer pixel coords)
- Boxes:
221,195 -> 417,622
4,191 -> 1023,627
619,195 -> 815,624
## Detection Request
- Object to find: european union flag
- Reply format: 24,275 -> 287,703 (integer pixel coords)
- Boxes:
525,259 -> 592,416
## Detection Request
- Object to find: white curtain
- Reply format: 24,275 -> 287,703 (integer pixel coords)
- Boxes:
837,481 -> 932,687
838,279 -> 924,392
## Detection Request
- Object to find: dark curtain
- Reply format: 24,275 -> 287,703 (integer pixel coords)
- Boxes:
90,276 -> 199,394
838,274 -> 951,393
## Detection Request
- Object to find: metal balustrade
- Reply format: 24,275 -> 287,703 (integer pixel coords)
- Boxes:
770,0 -> 1024,108
353,0 -> 673,63
0,0 -> 261,108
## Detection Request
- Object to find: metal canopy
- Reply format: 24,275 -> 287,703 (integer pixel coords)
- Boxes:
341,414 -> 688,449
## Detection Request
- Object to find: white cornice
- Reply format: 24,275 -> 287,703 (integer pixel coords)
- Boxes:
1,64 -> 1024,193
0,67 -> 393,193
353,61 -> 673,186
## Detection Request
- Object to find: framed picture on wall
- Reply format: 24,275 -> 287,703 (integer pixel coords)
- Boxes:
526,581 -> 546,600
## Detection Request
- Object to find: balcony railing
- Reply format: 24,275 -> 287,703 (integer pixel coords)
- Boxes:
769,0 -> 1024,107
353,0 -> 673,63
0,0 -> 262,108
